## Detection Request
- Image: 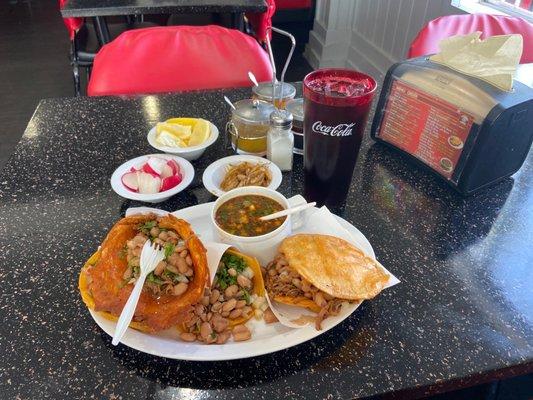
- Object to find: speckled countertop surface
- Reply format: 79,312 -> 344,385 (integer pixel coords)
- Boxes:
61,0 -> 266,17
0,86 -> 532,400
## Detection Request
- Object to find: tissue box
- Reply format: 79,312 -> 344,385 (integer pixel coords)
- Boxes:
370,58 -> 533,195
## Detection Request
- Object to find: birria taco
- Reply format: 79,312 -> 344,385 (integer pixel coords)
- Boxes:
265,234 -> 389,329
79,214 -> 209,332
179,249 -> 266,344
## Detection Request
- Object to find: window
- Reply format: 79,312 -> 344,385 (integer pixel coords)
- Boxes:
452,0 -> 533,22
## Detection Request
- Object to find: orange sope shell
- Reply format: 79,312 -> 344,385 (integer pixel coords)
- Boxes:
79,214 -> 209,333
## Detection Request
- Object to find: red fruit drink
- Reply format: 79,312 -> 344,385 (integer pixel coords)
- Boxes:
303,69 -> 377,207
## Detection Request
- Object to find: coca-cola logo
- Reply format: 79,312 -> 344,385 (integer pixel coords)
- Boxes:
312,121 -> 355,137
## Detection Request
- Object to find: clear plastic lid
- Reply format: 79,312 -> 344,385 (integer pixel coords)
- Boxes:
253,82 -> 297,100
285,98 -> 304,121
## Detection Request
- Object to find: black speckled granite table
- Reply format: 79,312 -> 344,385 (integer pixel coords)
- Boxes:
60,0 -> 267,17
0,86 -> 532,400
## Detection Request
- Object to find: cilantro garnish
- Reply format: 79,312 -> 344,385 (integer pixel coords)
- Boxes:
138,220 -> 157,235
164,243 -> 175,258
215,253 -> 248,289
241,288 -> 251,305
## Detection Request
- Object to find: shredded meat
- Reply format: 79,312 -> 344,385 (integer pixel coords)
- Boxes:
265,254 -> 344,329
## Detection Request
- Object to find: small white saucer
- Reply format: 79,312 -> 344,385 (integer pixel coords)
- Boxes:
202,155 -> 282,197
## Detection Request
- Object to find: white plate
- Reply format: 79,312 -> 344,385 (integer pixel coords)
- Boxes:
90,202 -> 376,361
110,154 -> 194,203
202,155 -> 283,197
147,122 -> 219,161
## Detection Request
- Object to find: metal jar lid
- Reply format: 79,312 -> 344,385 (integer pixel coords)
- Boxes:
285,98 -> 304,122
232,99 -> 276,124
270,110 -> 293,128
252,82 -> 297,100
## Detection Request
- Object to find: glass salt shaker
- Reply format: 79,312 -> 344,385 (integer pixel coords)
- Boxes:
267,110 -> 294,171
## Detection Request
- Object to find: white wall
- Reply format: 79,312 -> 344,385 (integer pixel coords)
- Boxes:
305,0 -> 465,80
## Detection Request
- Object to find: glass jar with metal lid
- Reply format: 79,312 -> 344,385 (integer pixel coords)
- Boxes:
226,99 -> 276,156
285,98 -> 304,155
252,82 -> 297,109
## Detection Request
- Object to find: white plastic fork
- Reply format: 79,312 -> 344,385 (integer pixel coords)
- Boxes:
112,240 -> 165,346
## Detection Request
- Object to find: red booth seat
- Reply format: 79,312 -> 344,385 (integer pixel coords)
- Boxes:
408,14 -> 533,63
88,26 -> 273,96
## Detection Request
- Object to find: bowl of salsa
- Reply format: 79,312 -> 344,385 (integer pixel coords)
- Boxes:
211,187 -> 307,264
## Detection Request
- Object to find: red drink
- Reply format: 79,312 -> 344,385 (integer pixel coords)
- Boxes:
303,69 -> 377,207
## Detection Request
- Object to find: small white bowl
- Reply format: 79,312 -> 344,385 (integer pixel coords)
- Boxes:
110,154 -> 194,203
202,155 -> 282,197
147,122 -> 219,161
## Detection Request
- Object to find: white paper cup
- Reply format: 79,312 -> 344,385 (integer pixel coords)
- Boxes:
211,187 -> 307,264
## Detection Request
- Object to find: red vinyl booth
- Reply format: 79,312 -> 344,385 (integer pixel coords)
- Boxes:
87,25 -> 274,96
408,14 -> 533,63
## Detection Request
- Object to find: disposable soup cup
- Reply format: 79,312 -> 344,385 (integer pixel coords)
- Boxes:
211,187 -> 307,264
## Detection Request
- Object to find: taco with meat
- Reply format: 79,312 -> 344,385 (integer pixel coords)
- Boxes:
79,213 -> 209,332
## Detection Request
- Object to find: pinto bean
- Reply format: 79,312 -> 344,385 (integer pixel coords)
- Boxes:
166,264 -> 180,274
241,306 -> 252,316
263,308 -> 278,324
268,268 -> 277,276
185,315 -> 199,328
179,332 -> 196,342
304,292 -> 312,299
291,278 -> 302,289
185,255 -> 193,267
207,312 -> 213,321
150,227 -> 160,237
235,300 -> 247,309
232,324 -> 251,341
153,238 -> 164,247
195,304 -> 205,315
167,231 -> 178,239
173,282 -> 188,296
176,256 -> 189,274
154,261 -> 166,276
175,245 -> 186,253
237,275 -> 252,289
158,231 -> 169,241
229,309 -> 243,319
167,253 -> 181,266
211,315 -> 229,333
180,250 -> 188,258
184,268 -> 194,277
228,268 -> 237,277
210,290 -> 220,304
222,298 -> 237,312
201,296 -> 210,306
132,247 -> 142,257
224,285 -> 239,298
211,302 -> 222,312
221,311 -> 230,318
216,330 -> 231,344
200,322 -> 213,341
206,333 -> 217,344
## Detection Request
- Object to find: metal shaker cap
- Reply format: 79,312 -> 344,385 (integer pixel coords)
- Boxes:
270,110 -> 293,128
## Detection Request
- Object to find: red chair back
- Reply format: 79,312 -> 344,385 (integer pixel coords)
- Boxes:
87,26 -> 274,96
58,0 -> 84,40
246,0 -> 276,43
408,14 -> 533,63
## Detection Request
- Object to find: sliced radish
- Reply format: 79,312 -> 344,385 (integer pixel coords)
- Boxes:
160,163 -> 174,179
161,174 -> 182,192
121,172 -> 139,192
129,166 -> 138,173
137,171 -> 162,194
167,159 -> 181,176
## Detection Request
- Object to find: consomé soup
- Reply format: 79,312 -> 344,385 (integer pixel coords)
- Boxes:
215,195 -> 286,237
